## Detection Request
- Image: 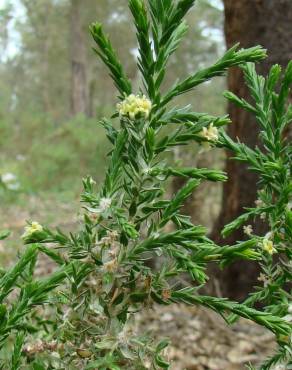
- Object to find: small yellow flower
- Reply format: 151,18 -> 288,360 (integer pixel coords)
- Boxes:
117,94 -> 152,120
262,238 -> 276,255
22,221 -> 43,239
200,123 -> 219,142
243,225 -> 253,236
257,273 -> 270,287
255,199 -> 264,207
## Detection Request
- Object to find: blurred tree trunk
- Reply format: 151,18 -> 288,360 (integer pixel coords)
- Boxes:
70,0 -> 89,116
211,0 -> 292,300
42,4 -> 51,114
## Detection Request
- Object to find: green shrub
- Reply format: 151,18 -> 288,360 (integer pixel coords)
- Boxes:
0,1 -> 291,369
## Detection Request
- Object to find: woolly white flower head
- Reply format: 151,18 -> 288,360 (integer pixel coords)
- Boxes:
99,197 -> 112,212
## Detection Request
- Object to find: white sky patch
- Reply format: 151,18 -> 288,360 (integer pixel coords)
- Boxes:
198,20 -> 208,28
108,11 -> 128,24
201,27 -> 223,43
0,0 -> 26,61
198,21 -> 224,44
130,47 -> 139,61
207,0 -> 224,11
130,35 -> 156,61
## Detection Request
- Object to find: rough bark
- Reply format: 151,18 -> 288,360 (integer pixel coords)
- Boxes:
211,0 -> 292,300
70,0 -> 89,116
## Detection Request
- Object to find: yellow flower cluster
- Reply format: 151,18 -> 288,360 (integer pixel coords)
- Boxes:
22,221 -> 43,239
200,123 -> 219,142
117,94 -> 152,120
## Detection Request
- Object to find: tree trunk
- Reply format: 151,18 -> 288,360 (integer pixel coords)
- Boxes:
70,0 -> 89,116
211,0 -> 292,300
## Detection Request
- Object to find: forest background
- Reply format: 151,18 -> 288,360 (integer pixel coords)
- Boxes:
0,0 -> 225,263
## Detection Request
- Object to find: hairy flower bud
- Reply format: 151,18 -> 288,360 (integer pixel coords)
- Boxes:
21,221 -> 43,240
